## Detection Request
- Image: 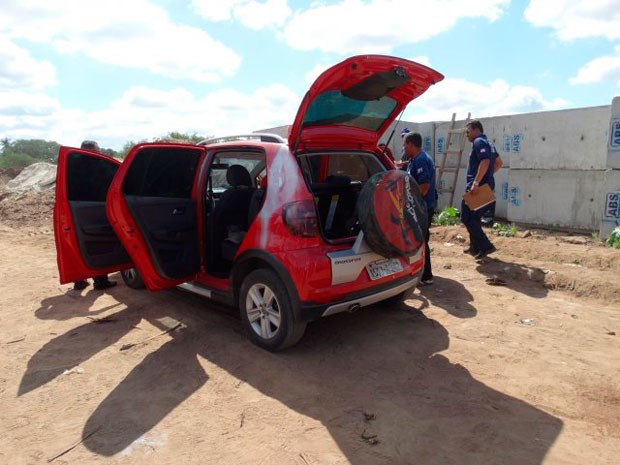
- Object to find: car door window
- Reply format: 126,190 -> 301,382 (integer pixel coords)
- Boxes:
67,152 -> 118,201
122,146 -> 201,198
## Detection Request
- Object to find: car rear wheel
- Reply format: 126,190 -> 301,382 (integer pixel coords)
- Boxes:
120,268 -> 145,289
239,269 -> 306,351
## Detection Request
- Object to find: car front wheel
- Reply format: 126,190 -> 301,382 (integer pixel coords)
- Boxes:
239,269 -> 306,351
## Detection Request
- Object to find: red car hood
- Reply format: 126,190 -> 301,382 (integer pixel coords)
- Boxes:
288,55 -> 444,153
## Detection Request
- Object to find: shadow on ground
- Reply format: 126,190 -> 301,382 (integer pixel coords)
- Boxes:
415,275 -> 477,318
23,284 -> 562,464
475,257 -> 550,299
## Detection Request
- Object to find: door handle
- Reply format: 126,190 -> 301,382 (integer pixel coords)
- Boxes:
172,207 -> 185,215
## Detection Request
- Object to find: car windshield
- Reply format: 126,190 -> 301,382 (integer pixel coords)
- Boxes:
301,90 -> 397,132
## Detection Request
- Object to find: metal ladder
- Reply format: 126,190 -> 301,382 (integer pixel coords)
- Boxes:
436,112 -> 471,206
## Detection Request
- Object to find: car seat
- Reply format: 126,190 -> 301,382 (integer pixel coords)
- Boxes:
212,164 -> 255,263
316,175 -> 359,239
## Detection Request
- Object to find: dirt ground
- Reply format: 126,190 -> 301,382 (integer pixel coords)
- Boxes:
1,190 -> 619,465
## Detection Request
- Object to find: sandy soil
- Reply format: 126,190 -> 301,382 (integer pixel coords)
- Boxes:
0,191 -> 619,465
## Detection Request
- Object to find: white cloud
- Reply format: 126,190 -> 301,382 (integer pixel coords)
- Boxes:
191,0 -> 248,21
192,0 -> 292,29
0,38 -> 57,90
282,0 -> 509,54
0,84 -> 301,150
0,0 -> 242,83
407,56 -> 431,67
570,45 -> 620,86
524,0 -> 620,41
0,90 -> 62,142
404,78 -> 570,122
0,91 -> 60,118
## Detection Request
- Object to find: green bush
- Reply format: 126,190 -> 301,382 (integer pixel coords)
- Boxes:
606,226 -> 620,249
433,207 -> 460,226
0,153 -> 39,169
493,222 -> 518,237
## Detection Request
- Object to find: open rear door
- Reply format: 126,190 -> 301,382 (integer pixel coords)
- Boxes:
54,147 -> 131,284
106,143 -> 207,291
289,54 -> 444,152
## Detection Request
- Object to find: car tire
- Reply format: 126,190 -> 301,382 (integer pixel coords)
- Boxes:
239,269 -> 307,351
357,170 -> 427,258
120,268 -> 145,289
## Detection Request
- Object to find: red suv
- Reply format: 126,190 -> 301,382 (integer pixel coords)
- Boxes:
54,55 -> 444,351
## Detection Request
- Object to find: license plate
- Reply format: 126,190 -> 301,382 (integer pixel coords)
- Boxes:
366,258 -> 403,280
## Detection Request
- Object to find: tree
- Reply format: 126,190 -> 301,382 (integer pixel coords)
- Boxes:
154,131 -> 209,144
4,139 -> 60,162
118,140 -> 142,159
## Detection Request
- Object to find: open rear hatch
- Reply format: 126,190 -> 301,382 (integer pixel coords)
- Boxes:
290,55 -> 443,263
289,54 -> 444,153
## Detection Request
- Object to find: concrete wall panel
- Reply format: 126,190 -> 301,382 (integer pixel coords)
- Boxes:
482,107 -> 610,171
262,98 -> 618,231
608,96 -> 620,170
494,169 -> 509,219
506,169 -> 604,231
600,169 -> 620,238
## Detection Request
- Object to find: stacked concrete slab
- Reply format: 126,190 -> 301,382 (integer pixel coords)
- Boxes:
602,96 -> 620,238
261,96 -> 620,236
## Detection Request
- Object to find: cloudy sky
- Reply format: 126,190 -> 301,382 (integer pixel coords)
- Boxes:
1,0 -> 619,150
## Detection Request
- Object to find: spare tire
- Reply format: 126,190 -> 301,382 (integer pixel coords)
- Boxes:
357,170 -> 427,257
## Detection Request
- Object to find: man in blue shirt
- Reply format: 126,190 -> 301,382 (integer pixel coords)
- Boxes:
403,132 -> 437,284
462,120 -> 503,259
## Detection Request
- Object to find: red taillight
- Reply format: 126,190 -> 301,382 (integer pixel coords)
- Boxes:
282,200 -> 319,237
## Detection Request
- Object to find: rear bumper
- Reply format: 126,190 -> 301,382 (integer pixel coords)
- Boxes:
299,273 -> 419,321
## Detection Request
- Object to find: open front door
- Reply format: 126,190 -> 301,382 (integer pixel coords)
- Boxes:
54,147 -> 131,284
106,143 -> 207,291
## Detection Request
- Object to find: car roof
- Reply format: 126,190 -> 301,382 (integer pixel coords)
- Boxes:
198,133 -> 286,146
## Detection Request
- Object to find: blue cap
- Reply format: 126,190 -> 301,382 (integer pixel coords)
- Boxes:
400,127 -> 410,137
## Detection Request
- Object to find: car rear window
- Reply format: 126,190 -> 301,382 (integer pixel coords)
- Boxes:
302,90 -> 397,132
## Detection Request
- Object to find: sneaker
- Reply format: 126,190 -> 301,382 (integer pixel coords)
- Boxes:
93,280 -> 117,290
73,280 -> 89,291
474,245 -> 497,260
420,278 -> 434,285
462,247 -> 477,255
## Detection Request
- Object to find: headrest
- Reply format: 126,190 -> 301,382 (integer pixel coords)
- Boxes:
226,164 -> 252,188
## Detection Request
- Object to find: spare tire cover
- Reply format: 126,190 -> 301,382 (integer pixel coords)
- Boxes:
357,170 -> 428,257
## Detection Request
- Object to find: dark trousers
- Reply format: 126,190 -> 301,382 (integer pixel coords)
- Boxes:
422,208 -> 434,280
93,275 -> 109,285
461,199 -> 494,254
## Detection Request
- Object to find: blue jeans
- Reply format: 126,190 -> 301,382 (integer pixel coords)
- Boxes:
461,199 -> 494,254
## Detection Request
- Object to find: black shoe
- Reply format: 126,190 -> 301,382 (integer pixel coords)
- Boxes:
463,247 -> 477,255
420,277 -> 434,285
474,245 -> 497,260
94,280 -> 117,290
73,280 -> 89,290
